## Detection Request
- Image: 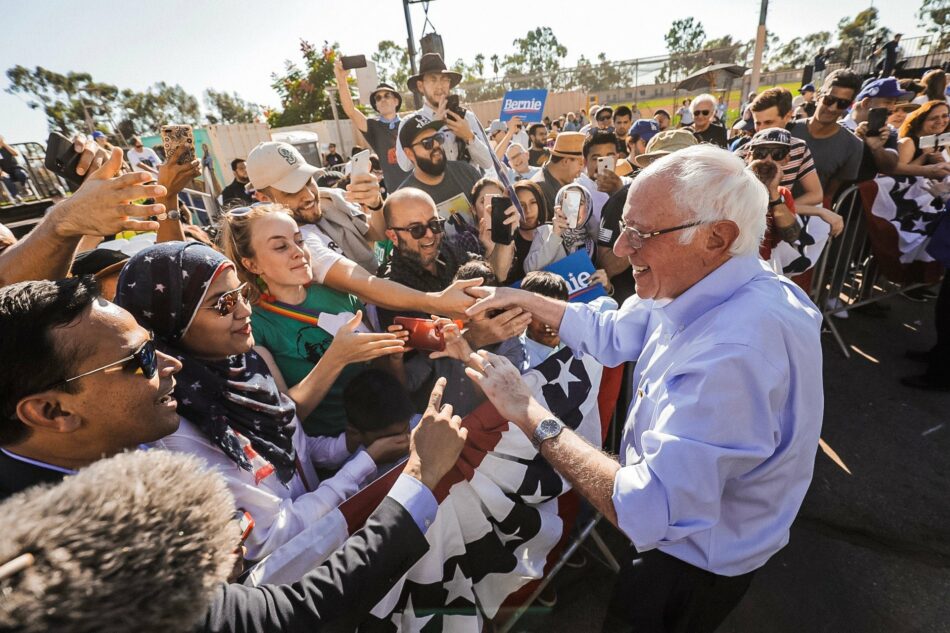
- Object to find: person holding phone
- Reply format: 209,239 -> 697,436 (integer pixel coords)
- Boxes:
394,53 -> 494,173
126,136 -> 163,172
334,59 -> 410,192
897,100 -> 950,168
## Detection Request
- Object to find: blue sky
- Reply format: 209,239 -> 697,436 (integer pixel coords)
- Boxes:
1,0 -> 921,143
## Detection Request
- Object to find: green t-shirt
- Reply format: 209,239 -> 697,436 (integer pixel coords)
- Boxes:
251,285 -> 364,437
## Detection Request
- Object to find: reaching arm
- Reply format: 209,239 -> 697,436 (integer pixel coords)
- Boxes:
333,59 -> 369,134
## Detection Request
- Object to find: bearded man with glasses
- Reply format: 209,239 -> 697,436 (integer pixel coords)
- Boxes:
0,276 -> 183,500
462,145 -> 823,632
789,69 -> 865,201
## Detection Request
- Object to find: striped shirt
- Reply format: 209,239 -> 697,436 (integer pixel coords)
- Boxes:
736,137 -> 816,189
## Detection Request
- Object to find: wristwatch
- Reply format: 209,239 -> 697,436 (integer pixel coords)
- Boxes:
768,197 -> 783,209
167,209 -> 181,221
531,417 -> 566,450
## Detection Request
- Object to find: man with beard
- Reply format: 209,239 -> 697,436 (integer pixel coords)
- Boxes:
246,141 -> 479,321
395,115 -> 482,238
220,158 -> 253,206
395,53 -> 493,173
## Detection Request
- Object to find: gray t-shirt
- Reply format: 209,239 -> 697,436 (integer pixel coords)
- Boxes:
362,118 -> 410,191
789,120 -> 863,193
395,160 -> 481,229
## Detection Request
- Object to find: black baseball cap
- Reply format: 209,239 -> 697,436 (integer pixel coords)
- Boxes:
399,115 -> 443,149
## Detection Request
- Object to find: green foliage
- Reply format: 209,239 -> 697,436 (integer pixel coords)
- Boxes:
837,7 -> 890,59
572,53 -> 629,92
660,18 -> 708,82
502,27 -> 568,88
372,40 -> 412,90
119,82 -> 200,136
918,0 -> 950,51
204,89 -> 260,125
268,40 -> 342,128
5,65 -> 119,134
773,32 -> 832,69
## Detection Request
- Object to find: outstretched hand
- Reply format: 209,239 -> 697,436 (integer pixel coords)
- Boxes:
325,310 -> 405,364
51,147 -> 167,238
403,377 -> 468,490
463,351 -> 539,429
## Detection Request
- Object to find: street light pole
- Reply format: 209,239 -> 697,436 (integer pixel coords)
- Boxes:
749,0 -> 768,95
403,0 -> 421,108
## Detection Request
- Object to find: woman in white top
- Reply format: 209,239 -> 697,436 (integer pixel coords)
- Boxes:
114,241 -> 406,568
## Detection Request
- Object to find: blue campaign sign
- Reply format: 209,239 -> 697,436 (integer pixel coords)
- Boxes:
512,251 -> 608,303
500,89 -> 548,123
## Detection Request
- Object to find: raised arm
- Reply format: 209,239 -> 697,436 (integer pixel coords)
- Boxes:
334,59 -> 369,134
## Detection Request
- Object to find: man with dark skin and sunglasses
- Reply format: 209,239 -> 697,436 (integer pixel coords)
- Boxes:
0,276 -> 183,499
789,69 -> 865,202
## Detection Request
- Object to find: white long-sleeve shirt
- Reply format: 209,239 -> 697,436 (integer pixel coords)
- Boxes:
395,101 -> 493,172
154,417 -> 376,562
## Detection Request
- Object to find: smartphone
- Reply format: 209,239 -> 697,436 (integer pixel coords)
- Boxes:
234,510 -> 255,546
44,131 -> 85,186
160,124 -> 195,165
562,190 -> 582,228
393,316 -> 447,352
939,132 -> 950,148
867,107 -> 889,135
341,54 -> 367,70
490,195 -> 514,245
350,149 -> 371,177
919,134 -> 937,150
596,156 -> 616,176
446,94 -> 466,119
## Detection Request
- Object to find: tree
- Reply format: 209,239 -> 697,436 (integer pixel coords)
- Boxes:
572,53 -> 629,92
503,27 -> 568,88
268,39 -> 341,127
661,18 -> 707,82
918,0 -> 950,52
490,54 -> 500,76
773,32 -> 832,69
204,89 -> 260,125
372,40 -> 411,90
837,8 -> 890,63
5,65 -> 119,134
119,82 -> 200,137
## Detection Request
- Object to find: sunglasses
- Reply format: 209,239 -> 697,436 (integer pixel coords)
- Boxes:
820,94 -> 853,110
203,282 -> 250,316
390,218 -> 446,239
412,132 -> 445,151
693,109 -> 711,117
52,334 -> 157,388
751,146 -> 790,161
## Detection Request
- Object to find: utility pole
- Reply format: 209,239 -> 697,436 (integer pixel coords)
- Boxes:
403,0 -> 421,108
749,0 -> 768,95
327,88 -> 347,157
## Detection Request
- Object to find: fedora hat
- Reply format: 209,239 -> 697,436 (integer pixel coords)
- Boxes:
407,53 -> 462,93
550,132 -> 585,158
369,83 -> 402,113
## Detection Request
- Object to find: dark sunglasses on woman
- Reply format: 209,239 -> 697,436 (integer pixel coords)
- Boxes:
693,109 -> 711,117
751,146 -> 790,161
390,218 -> 447,240
203,282 -> 250,317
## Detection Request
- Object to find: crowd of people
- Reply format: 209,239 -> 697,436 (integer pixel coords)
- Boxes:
0,45 -> 948,633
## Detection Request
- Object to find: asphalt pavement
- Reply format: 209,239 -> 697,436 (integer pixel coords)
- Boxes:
505,289 -> 950,633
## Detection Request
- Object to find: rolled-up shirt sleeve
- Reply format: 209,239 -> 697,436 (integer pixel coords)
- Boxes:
612,343 -> 785,551
558,296 -> 652,367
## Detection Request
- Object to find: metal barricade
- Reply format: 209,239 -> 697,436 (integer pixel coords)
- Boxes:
810,185 -> 929,358
179,188 -> 220,227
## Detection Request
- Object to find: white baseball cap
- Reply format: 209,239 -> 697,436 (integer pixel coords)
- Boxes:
246,142 -> 318,194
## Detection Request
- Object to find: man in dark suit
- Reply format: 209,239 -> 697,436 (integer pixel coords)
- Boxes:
0,381 -> 466,632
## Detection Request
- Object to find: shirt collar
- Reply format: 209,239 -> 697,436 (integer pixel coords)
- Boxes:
0,448 -> 77,476
658,255 -> 768,330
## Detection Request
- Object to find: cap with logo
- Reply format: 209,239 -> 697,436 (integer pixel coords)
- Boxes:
629,119 -> 660,143
748,127 -> 791,148
398,115 -> 445,150
856,77 -> 915,102
634,129 -> 699,168
246,142 -> 318,194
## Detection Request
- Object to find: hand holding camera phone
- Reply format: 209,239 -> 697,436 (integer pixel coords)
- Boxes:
596,156 -> 616,176
341,54 -> 367,70
866,107 -> 889,135
160,125 -> 195,165
490,195 -> 515,245
393,316 -> 464,352
562,190 -> 582,228
350,149 -> 371,177
446,95 -> 466,119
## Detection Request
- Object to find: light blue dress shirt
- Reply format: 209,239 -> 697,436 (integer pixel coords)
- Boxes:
559,255 -> 823,576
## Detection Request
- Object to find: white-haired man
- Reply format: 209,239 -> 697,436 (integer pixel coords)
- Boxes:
687,93 -> 728,148
464,145 -> 823,632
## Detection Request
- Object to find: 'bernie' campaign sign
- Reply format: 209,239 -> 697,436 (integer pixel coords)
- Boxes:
500,89 -> 548,123
512,251 -> 607,303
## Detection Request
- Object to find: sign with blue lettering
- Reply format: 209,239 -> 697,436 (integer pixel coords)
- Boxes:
499,89 -> 548,123
512,251 -> 607,303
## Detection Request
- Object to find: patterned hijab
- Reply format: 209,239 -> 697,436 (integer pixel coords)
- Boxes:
555,184 -> 595,257
115,242 -> 298,485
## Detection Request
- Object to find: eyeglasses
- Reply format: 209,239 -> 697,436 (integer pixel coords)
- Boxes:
390,218 -> 446,239
618,218 -> 705,249
820,94 -> 853,110
203,282 -> 250,317
412,133 -> 445,151
50,334 -> 158,389
751,146 -> 790,161
693,109 -> 711,117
